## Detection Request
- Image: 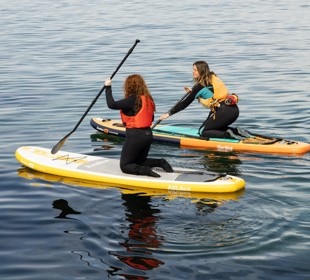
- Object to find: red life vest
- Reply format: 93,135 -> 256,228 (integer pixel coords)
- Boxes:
121,95 -> 154,128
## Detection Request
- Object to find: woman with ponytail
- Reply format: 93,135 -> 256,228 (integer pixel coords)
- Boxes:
159,61 -> 239,139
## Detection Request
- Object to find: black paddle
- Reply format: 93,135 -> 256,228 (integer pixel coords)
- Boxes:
151,90 -> 192,130
51,39 -> 140,154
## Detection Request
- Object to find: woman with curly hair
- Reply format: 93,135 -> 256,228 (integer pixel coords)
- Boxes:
104,74 -> 173,177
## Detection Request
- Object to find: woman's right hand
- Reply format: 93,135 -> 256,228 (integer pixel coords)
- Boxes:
104,78 -> 112,86
184,86 -> 192,93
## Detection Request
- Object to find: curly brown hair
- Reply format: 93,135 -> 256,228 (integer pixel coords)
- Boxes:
123,74 -> 156,113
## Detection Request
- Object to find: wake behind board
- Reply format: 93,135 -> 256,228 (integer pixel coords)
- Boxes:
90,118 -> 310,155
15,146 -> 245,193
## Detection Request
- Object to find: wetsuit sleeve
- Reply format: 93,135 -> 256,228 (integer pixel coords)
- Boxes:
105,86 -> 135,110
168,83 -> 205,116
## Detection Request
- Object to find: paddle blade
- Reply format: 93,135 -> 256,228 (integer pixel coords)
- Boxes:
51,134 -> 69,154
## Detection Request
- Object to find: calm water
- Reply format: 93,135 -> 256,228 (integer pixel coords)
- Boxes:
1,0 -> 310,279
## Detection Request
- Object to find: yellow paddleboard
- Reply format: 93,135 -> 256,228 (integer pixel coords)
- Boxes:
15,146 -> 245,193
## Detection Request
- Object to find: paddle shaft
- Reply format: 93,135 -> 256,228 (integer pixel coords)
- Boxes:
151,91 -> 191,130
51,39 -> 140,154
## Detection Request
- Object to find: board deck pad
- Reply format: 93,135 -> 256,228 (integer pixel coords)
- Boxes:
156,125 -> 200,137
79,158 -> 223,182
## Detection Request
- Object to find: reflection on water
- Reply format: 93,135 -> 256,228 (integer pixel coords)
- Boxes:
34,170 -> 233,279
176,150 -> 244,176
90,133 -> 125,146
13,159 -> 308,279
17,167 -> 244,202
110,194 -> 164,279
52,199 -> 81,219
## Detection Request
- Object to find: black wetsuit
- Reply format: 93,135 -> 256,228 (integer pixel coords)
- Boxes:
105,86 -> 173,177
169,83 -> 239,139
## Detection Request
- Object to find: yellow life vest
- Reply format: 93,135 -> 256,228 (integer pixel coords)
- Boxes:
198,75 -> 229,108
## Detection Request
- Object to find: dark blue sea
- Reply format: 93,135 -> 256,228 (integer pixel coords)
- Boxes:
1,0 -> 309,279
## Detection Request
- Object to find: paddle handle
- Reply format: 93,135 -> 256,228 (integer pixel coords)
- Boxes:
110,39 -> 140,80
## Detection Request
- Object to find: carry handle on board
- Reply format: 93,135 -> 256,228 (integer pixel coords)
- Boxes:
151,91 -> 192,130
51,39 -> 140,154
